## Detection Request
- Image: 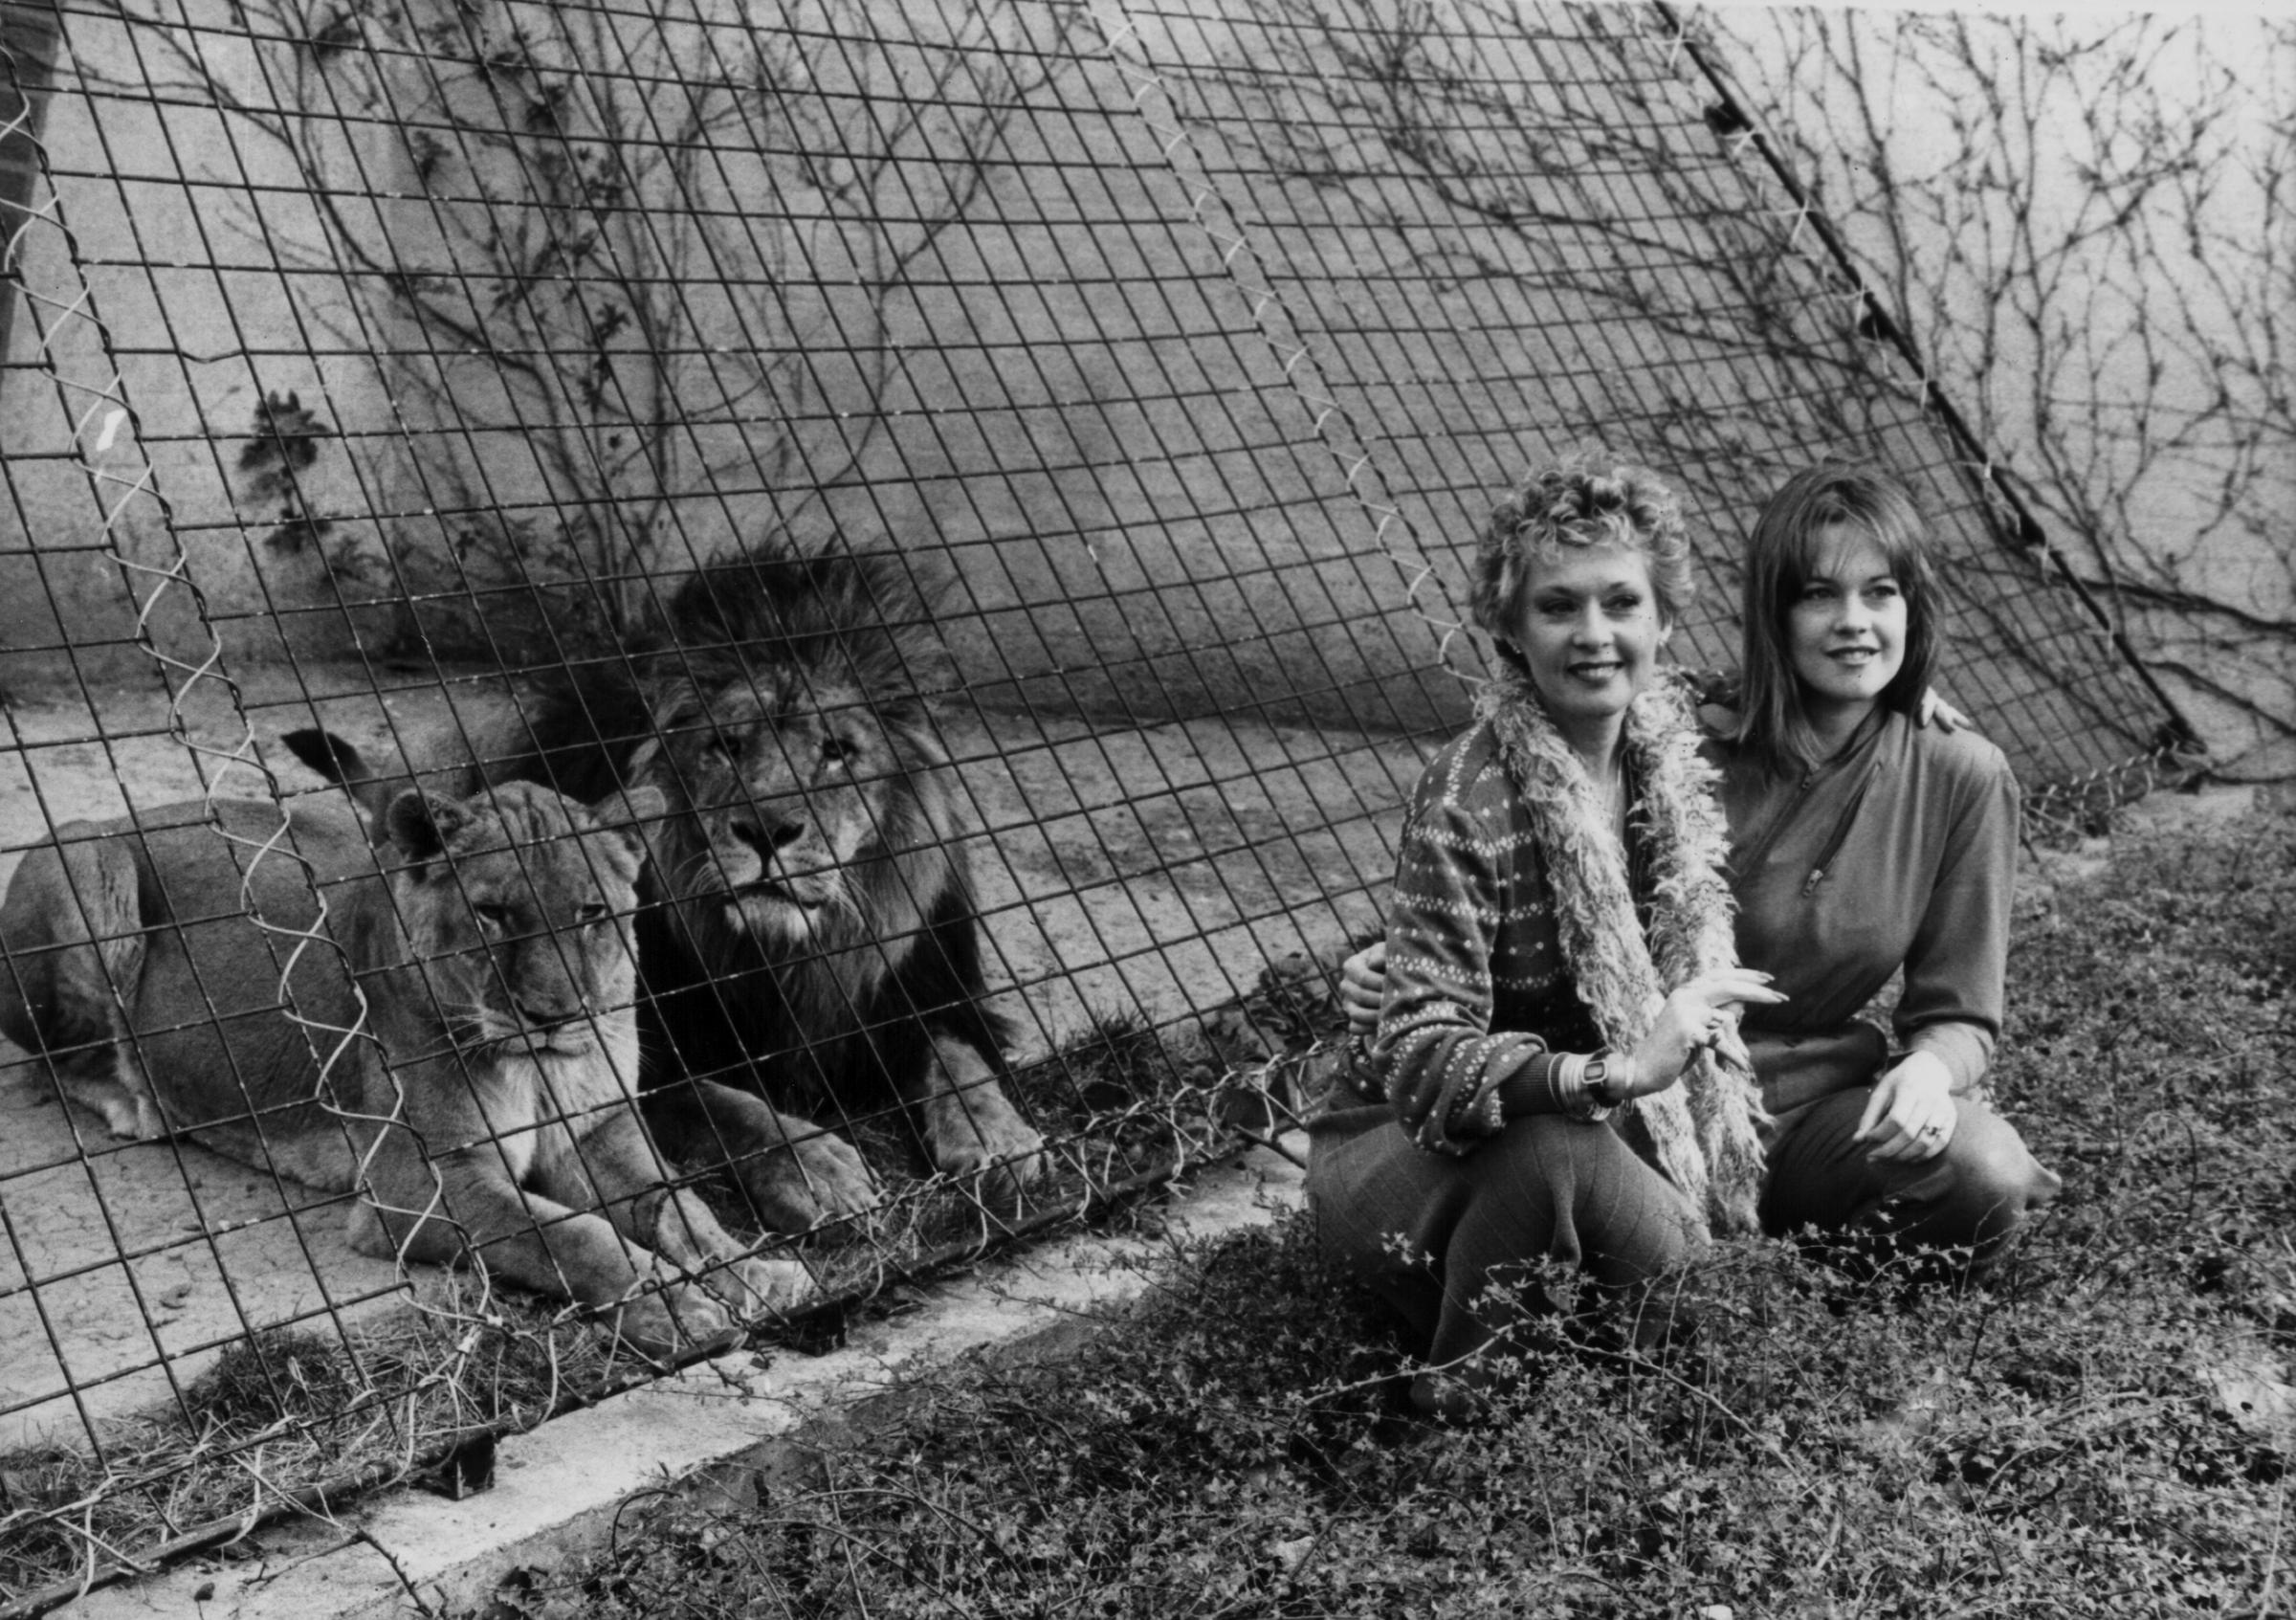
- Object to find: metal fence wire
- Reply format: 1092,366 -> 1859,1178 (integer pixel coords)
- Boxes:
0,0 -> 2179,1599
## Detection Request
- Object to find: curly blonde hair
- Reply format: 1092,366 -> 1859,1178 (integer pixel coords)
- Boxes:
1470,455 -> 1694,650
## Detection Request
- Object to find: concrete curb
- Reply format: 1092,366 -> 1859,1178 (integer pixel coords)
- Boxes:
50,1142 -> 1309,1620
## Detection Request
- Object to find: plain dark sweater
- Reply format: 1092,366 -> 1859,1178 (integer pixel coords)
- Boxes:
1718,709 -> 2019,1102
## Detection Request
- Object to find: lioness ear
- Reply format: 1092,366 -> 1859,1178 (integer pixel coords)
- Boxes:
385,789 -> 469,865
595,786 -> 667,861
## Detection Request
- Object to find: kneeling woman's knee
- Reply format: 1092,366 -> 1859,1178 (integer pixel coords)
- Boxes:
1472,1114 -> 1707,1281
1936,1110 -> 2062,1252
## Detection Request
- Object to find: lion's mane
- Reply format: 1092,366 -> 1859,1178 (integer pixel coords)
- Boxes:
496,539 -> 1009,1115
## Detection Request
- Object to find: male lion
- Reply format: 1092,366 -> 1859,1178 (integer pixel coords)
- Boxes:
285,540 -> 1044,1233
0,781 -> 810,1361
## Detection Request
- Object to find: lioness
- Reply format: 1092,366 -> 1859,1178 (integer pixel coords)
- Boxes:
286,540 -> 1045,1232
0,781 -> 810,1360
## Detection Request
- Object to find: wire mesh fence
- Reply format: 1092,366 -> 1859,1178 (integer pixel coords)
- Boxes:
0,0 -> 2177,1601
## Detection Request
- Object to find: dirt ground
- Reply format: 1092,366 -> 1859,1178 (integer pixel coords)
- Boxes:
0,659 -> 1424,1453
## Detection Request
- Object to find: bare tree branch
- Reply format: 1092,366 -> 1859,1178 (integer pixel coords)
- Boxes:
1719,10 -> 2293,779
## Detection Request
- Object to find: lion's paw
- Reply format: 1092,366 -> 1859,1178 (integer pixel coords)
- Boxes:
737,1126 -> 881,1233
608,1283 -> 740,1367
111,1091 -> 167,1143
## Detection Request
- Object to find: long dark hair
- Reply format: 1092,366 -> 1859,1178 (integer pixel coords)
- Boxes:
1736,462 -> 1942,776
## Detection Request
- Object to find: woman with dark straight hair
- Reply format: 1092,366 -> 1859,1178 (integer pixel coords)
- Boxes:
1733,465 -> 1942,776
1708,462 -> 2056,1237
1328,459 -> 2061,1408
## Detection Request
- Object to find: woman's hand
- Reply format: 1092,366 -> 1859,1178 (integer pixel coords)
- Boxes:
1615,969 -> 1785,1098
1853,1051 -> 1958,1162
1340,947 -> 1786,1100
1339,942 -> 1385,1036
1917,688 -> 1975,732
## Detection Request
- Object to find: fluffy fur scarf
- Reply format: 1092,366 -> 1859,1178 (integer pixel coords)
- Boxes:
1475,667 -> 1769,1235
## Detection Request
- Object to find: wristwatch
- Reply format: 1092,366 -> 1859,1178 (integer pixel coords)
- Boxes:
1583,1050 -> 1632,1111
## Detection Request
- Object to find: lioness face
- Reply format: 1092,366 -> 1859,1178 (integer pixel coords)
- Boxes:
646,676 -> 903,947
387,785 -> 653,1062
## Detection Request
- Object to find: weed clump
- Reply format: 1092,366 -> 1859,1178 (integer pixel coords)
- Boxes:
187,1326 -> 367,1440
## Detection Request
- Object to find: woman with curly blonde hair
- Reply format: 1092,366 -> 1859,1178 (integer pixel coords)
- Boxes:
1324,460 -> 2062,1411
1307,454 -> 1780,1415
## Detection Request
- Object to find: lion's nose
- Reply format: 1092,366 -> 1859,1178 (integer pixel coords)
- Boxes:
517,999 -> 585,1031
732,812 -> 807,854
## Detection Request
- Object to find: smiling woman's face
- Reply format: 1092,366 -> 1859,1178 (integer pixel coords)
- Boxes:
1509,541 -> 1667,738
1787,523 -> 1907,723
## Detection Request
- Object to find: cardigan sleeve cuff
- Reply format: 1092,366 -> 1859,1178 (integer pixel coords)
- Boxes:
1907,1021 -> 1992,1094
1493,1049 -> 1575,1118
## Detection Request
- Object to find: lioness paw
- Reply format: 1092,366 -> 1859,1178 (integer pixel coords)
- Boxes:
714,1254 -> 815,1318
737,1128 -> 881,1234
610,1284 -> 739,1367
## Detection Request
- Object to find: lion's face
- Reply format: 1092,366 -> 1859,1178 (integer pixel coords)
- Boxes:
636,670 -> 942,950
385,782 -> 660,1065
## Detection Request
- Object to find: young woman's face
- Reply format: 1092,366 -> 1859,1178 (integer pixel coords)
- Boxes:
1787,523 -> 1907,716
1510,542 -> 1667,734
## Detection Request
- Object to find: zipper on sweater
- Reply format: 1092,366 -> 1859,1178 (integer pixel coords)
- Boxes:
1730,766 -> 1819,879
1728,715 -> 1885,890
1802,769 -> 1877,897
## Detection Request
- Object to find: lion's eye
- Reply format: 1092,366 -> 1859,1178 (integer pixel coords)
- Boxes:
820,736 -> 858,767
704,733 -> 740,764
473,903 -> 512,931
576,903 -> 610,926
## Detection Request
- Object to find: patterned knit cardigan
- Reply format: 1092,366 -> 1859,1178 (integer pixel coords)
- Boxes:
1368,670 -> 1769,1235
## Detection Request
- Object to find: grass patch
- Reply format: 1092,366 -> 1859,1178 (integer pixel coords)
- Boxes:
475,808 -> 2295,1619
